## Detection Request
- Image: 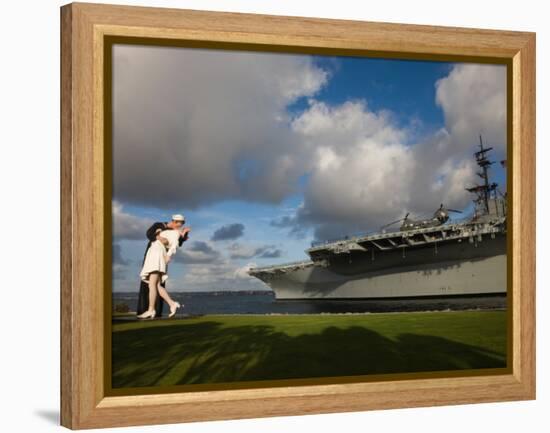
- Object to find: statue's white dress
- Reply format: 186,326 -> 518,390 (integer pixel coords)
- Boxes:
139,229 -> 180,284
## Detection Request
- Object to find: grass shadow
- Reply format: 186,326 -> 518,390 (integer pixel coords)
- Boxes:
112,318 -> 506,388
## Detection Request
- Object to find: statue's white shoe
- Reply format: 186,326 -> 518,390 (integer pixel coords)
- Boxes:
169,302 -> 182,318
136,309 -> 156,319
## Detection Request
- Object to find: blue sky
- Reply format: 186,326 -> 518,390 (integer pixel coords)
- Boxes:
111,45 -> 507,292
292,56 -> 450,130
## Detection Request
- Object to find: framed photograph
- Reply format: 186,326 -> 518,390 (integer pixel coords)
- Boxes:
60,2 -> 535,429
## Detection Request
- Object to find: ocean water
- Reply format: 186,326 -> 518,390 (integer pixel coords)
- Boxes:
112,290 -> 507,316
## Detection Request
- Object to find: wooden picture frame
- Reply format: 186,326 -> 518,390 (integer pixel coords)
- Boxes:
60,2 -> 535,429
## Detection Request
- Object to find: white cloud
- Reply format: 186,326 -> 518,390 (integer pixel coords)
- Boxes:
177,261 -> 265,291
228,242 -> 283,259
292,100 -> 414,224
112,201 -> 151,240
280,63 -> 506,240
234,263 -> 257,280
435,63 -> 507,156
112,263 -> 126,280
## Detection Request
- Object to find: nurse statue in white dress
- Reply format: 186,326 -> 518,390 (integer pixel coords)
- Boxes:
137,219 -> 190,319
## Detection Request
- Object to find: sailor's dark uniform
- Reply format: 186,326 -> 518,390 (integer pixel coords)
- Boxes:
136,222 -> 189,316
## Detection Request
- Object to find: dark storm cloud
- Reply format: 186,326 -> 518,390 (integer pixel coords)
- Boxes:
270,215 -> 308,239
174,240 -> 222,264
211,223 -> 245,241
112,45 -> 328,209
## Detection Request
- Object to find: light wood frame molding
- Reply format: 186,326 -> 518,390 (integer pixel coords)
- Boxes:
60,2 -> 535,429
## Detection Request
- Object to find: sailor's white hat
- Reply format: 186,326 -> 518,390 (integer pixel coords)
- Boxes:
171,214 -> 185,222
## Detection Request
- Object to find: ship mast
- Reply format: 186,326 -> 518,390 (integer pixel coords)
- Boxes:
466,136 -> 498,217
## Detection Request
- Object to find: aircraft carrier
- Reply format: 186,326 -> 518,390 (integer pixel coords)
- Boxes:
248,141 -> 507,300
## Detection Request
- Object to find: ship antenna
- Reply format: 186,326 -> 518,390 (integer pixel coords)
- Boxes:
479,135 -> 490,213
466,135 -> 497,217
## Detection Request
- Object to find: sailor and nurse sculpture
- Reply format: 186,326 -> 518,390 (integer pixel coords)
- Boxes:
136,214 -> 191,319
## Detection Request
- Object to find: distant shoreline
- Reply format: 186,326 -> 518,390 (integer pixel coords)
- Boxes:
112,308 -> 507,322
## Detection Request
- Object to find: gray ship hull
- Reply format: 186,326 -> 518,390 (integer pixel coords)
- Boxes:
252,234 -> 506,300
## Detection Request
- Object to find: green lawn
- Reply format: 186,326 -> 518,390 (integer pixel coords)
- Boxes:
111,311 -> 507,389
